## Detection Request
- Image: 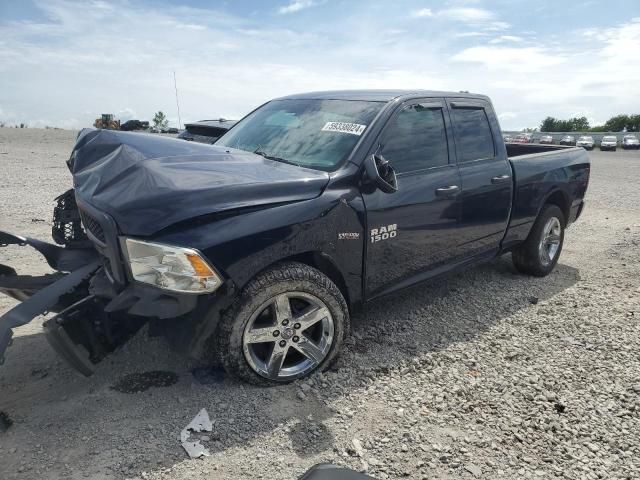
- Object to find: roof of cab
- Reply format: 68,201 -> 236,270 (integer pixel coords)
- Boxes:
275,89 -> 490,102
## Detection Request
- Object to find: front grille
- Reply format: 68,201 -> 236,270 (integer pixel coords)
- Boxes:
51,189 -> 91,247
79,210 -> 106,243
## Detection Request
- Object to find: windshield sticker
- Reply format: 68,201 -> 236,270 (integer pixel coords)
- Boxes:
321,122 -> 367,136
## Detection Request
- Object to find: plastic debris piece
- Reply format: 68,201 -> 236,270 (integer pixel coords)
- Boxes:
180,408 -> 213,458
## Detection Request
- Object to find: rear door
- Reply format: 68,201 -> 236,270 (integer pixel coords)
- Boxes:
363,99 -> 462,298
447,99 -> 512,257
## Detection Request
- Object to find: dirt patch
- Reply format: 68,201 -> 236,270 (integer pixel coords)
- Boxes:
110,371 -> 179,393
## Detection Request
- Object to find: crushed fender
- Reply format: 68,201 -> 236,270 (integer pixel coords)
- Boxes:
180,408 -> 213,459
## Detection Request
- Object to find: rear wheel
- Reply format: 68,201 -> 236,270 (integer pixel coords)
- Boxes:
215,262 -> 349,385
512,204 -> 565,277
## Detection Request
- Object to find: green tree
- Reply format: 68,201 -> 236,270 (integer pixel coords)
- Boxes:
571,116 -> 590,131
540,117 -> 558,132
603,114 -> 640,132
539,116 -> 590,132
152,111 -> 169,129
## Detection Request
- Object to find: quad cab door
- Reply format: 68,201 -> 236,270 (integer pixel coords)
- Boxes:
362,99 -> 462,298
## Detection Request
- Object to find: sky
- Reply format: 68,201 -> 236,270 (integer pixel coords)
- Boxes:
0,0 -> 639,130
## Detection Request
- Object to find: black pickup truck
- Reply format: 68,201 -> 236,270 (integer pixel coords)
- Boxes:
0,90 -> 590,384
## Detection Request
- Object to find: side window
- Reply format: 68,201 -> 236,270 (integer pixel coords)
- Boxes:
380,104 -> 449,174
450,107 -> 495,162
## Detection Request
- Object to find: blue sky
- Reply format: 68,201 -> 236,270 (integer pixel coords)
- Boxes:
0,0 -> 638,129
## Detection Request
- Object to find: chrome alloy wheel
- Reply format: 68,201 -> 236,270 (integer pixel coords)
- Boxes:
538,216 -> 561,266
242,292 -> 334,381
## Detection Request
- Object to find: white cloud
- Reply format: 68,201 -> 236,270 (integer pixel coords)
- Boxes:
489,35 -> 523,44
411,8 -> 433,18
438,7 -> 495,23
278,0 -> 317,15
453,46 -> 565,72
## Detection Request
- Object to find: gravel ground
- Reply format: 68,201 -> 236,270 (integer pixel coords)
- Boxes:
0,128 -> 638,480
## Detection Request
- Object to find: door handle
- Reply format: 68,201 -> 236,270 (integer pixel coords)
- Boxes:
435,185 -> 460,197
491,174 -> 511,184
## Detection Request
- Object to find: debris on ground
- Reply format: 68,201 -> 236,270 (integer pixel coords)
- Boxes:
180,408 -> 213,459
0,411 -> 13,433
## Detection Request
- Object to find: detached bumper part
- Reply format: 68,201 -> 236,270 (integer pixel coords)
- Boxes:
43,295 -> 146,377
0,261 -> 101,365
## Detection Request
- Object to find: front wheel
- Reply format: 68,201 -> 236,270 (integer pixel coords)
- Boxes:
214,262 -> 349,385
512,204 -> 565,277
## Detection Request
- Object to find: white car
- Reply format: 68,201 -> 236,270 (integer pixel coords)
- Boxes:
576,136 -> 594,150
622,134 -> 639,150
600,136 -> 618,151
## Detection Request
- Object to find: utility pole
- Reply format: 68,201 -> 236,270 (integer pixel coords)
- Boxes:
173,71 -> 182,130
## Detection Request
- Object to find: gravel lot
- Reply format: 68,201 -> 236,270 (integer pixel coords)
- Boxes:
0,128 -> 639,480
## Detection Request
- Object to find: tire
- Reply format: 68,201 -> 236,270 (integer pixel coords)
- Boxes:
214,262 -> 349,385
512,204 -> 565,277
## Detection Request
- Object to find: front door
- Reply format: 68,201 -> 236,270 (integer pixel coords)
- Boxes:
363,99 -> 462,298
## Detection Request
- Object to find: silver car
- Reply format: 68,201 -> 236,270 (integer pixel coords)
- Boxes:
622,134 -> 639,150
600,135 -> 618,151
576,136 -> 594,150
539,135 -> 554,144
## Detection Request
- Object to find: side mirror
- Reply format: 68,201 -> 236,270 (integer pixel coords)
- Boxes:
364,154 -> 398,194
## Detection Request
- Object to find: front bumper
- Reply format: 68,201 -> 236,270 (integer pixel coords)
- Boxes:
0,227 -> 216,375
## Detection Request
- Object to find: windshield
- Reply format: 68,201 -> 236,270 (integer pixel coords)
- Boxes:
603,136 -> 617,141
216,99 -> 384,171
578,136 -> 592,141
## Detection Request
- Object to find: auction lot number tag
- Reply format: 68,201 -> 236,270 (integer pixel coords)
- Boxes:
321,122 -> 367,136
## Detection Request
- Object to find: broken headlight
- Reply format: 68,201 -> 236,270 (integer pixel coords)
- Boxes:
122,238 -> 222,293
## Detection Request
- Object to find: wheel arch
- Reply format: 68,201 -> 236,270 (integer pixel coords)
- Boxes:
541,188 -> 570,226
248,251 -> 355,313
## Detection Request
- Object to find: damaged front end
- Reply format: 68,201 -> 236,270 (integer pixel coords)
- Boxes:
0,190 -> 146,375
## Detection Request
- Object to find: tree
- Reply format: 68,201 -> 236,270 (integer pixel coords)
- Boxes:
540,117 -> 558,132
152,111 -> 168,129
603,114 -> 640,132
571,116 -> 590,131
539,116 -> 590,132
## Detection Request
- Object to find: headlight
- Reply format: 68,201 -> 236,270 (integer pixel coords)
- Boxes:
122,238 -> 222,293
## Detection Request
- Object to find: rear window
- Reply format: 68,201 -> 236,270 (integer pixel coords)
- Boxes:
450,107 -> 495,162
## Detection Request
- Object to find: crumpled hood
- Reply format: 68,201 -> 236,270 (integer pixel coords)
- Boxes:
70,129 -> 330,236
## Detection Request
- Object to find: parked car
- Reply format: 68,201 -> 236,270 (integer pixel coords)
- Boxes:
0,90 -> 590,384
503,134 -> 513,143
513,133 -> 532,143
166,127 -> 179,134
149,127 -> 160,133
576,136 -> 594,150
177,119 -> 237,144
539,135 -> 554,144
600,135 -> 618,151
622,134 -> 639,150
560,135 -> 576,146
120,120 -> 149,131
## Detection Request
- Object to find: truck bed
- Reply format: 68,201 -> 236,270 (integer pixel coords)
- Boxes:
502,143 -> 590,249
505,143 -> 572,158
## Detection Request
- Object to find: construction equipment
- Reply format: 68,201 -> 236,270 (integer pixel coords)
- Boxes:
93,114 -> 120,130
